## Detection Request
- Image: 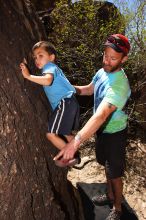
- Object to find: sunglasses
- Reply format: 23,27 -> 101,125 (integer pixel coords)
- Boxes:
107,36 -> 126,47
106,35 -> 129,55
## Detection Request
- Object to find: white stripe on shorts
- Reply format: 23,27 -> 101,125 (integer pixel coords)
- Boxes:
56,99 -> 65,133
51,99 -> 65,134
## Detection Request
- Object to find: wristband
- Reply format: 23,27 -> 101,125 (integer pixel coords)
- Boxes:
74,133 -> 81,144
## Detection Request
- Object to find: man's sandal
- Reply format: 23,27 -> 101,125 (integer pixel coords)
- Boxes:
92,193 -> 114,206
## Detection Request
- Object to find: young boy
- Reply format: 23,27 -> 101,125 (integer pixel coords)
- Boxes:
20,41 -> 80,167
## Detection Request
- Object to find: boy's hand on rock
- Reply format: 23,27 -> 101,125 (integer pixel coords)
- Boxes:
20,62 -> 30,79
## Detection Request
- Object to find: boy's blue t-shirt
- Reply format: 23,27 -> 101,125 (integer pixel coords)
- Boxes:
92,68 -> 131,133
42,62 -> 75,110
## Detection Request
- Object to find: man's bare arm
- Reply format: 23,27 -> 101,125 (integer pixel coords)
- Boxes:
74,82 -> 94,96
77,102 -> 116,144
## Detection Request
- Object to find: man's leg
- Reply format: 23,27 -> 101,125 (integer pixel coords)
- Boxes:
111,177 -> 123,212
106,177 -> 115,202
105,166 -> 123,212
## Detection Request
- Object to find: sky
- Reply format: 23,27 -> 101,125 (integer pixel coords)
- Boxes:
107,0 -> 133,6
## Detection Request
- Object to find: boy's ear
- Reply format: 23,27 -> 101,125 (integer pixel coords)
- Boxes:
121,55 -> 128,64
50,54 -> 55,62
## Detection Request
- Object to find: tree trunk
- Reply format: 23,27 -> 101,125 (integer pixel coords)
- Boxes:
0,1 -> 81,219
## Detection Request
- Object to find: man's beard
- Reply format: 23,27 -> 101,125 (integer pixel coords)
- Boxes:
103,63 -> 121,73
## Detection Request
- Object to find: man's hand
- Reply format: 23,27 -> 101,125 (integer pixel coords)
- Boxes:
20,62 -> 30,79
54,139 -> 78,161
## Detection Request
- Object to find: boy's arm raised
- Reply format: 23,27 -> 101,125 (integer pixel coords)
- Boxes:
20,63 -> 53,86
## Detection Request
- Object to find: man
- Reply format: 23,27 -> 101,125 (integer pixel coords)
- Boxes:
54,34 -> 131,220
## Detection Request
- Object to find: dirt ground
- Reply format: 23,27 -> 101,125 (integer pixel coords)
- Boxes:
68,137 -> 146,220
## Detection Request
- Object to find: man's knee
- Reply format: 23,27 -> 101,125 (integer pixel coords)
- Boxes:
106,161 -> 125,179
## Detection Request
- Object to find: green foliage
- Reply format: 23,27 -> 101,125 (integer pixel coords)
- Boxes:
48,0 -> 125,84
120,0 -> 146,131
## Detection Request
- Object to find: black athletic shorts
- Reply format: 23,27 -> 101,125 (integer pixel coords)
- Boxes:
48,95 -> 80,135
95,128 -> 127,179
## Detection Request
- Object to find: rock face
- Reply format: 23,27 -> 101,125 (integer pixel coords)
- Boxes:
0,1 -> 80,219
32,0 -> 55,11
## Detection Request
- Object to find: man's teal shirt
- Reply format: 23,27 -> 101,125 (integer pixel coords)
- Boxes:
92,68 -> 131,133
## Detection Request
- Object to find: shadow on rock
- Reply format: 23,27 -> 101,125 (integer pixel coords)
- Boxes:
77,182 -> 139,220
